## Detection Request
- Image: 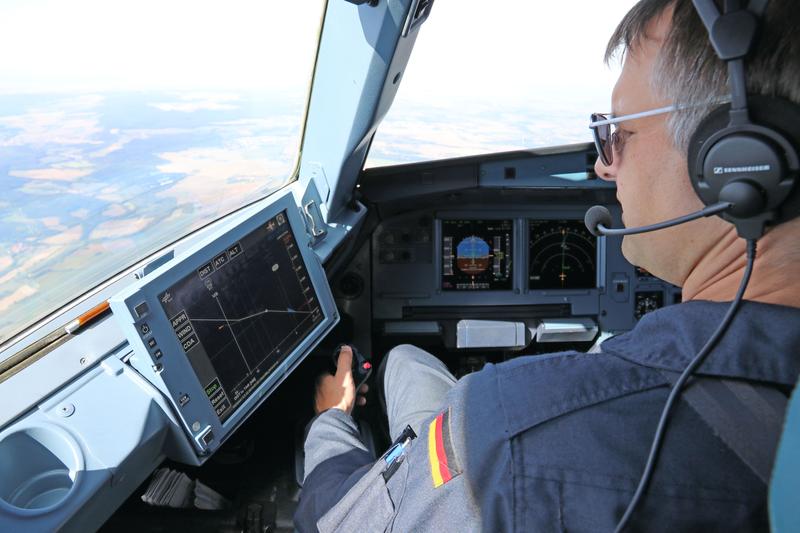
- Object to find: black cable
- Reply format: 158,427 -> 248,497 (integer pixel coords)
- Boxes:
614,239 -> 758,533
596,202 -> 732,236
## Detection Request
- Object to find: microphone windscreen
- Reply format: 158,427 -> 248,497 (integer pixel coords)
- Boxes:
584,205 -> 612,237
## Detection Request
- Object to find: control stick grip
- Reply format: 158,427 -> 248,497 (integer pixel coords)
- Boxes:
332,344 -> 372,390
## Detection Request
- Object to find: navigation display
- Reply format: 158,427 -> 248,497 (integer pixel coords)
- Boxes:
442,219 -> 513,290
158,210 -> 323,423
528,219 -> 597,290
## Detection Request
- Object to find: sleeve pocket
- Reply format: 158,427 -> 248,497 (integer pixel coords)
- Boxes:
317,464 -> 397,533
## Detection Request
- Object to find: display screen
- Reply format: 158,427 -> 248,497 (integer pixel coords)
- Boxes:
528,219 -> 597,290
442,219 -> 513,290
158,210 -> 323,423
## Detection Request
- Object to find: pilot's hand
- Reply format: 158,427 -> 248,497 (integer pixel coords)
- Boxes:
314,345 -> 369,415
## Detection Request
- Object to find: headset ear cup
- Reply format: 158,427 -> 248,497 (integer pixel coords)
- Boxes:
687,96 -> 800,235
688,105 -> 731,208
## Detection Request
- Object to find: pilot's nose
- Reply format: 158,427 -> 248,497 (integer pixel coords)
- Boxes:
594,154 -> 617,182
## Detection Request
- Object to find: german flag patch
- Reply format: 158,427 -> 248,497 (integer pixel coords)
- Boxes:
428,408 -> 462,488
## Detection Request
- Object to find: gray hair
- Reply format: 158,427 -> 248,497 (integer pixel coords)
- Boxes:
606,0 -> 800,154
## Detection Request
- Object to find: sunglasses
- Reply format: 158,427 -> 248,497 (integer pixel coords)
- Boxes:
589,105 -> 676,166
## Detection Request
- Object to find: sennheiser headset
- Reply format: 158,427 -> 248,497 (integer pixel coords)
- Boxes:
688,0 -> 800,240
609,1 -> 800,531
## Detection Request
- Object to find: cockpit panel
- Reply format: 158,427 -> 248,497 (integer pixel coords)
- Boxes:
110,193 -> 338,460
362,147 -> 682,356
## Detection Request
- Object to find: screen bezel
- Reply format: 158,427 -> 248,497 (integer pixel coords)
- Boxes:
156,211 -> 325,424
110,193 -> 338,457
527,218 -> 599,291
440,218 -> 515,292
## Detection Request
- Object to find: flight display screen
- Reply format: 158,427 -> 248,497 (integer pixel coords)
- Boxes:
442,219 -> 513,290
528,219 -> 597,290
158,210 -> 323,423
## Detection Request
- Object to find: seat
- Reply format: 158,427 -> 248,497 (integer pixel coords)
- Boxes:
769,374 -> 800,531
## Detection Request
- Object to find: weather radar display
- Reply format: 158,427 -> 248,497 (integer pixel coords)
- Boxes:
442,219 -> 513,290
528,220 -> 597,290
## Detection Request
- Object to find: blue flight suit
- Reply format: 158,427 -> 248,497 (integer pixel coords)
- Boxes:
295,301 -> 800,532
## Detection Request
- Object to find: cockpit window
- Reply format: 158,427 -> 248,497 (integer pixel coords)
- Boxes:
0,0 -> 325,345
365,0 -> 638,168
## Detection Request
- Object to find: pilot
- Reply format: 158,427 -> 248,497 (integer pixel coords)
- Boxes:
295,0 -> 800,531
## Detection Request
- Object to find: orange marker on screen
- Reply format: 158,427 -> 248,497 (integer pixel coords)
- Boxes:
64,301 -> 111,334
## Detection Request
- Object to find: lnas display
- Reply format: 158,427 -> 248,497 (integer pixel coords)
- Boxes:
159,211 -> 323,423
442,219 -> 513,290
529,219 -> 597,290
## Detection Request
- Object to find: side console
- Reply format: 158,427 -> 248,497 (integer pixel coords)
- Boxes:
0,192 -> 338,532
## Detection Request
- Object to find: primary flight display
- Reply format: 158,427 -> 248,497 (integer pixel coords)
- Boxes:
441,219 -> 513,290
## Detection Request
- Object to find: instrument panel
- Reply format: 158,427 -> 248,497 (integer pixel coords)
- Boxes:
438,217 -> 600,294
372,205 -> 681,339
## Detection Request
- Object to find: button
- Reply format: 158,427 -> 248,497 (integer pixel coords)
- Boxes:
153,349 -> 163,359
228,243 -> 242,259
147,337 -> 157,348
202,431 -> 214,445
212,252 -> 228,269
197,262 -> 214,279
179,394 -> 190,407
140,323 -> 151,335
152,363 -> 163,373
134,302 -> 149,318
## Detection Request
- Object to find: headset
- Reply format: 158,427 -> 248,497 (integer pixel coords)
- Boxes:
583,1 -> 800,531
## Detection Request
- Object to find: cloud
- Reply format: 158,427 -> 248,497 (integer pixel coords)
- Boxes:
149,93 -> 241,113
151,101 -> 238,112
0,256 -> 11,273
0,284 -> 38,313
213,116 -> 298,131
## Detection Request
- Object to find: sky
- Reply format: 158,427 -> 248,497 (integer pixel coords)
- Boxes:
367,0 -> 640,166
395,0 -> 638,106
0,0 -> 325,93
0,0 -> 636,98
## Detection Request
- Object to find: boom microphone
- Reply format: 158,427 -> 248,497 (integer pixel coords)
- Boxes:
584,201 -> 733,237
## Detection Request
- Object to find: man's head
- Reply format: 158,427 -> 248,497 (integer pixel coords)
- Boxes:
594,0 -> 800,287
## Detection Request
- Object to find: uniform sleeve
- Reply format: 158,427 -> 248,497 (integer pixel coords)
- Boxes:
295,409 -> 375,532
390,364 -> 514,532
